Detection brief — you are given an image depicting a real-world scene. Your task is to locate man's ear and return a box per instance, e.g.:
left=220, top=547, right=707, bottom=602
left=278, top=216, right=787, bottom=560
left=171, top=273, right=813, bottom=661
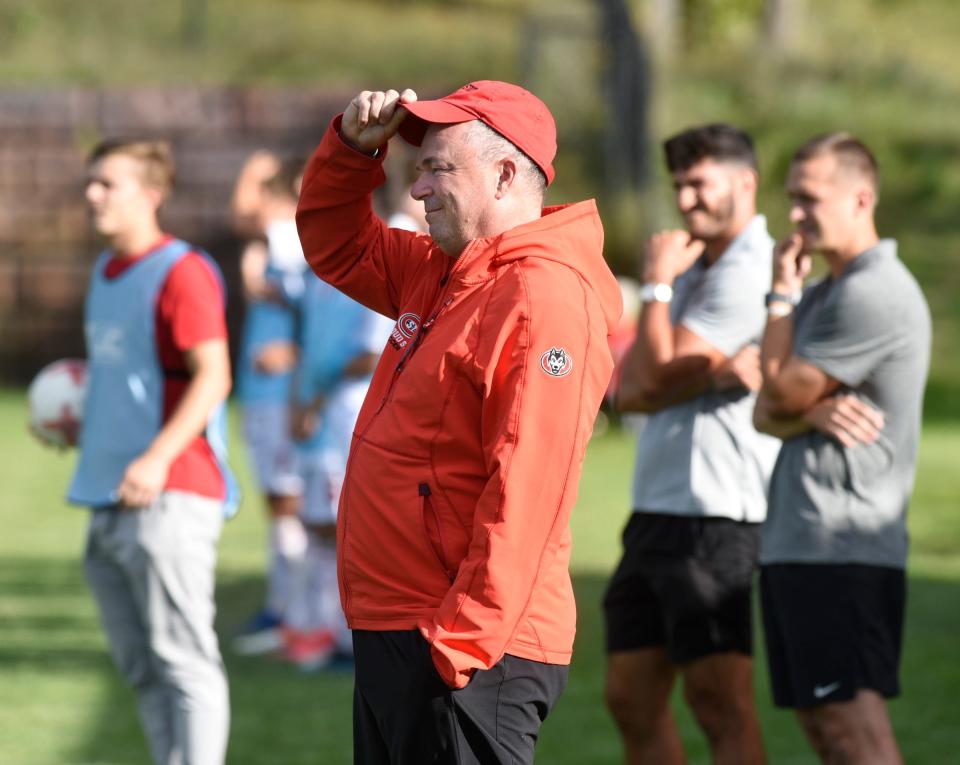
left=495, top=158, right=518, bottom=199
left=144, top=184, right=167, bottom=212
left=854, top=183, right=876, bottom=213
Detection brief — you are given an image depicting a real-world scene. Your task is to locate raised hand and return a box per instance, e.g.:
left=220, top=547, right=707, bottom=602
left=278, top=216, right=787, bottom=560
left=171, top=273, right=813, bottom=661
left=772, top=232, right=812, bottom=295
left=340, top=88, right=418, bottom=155
left=643, top=230, right=707, bottom=284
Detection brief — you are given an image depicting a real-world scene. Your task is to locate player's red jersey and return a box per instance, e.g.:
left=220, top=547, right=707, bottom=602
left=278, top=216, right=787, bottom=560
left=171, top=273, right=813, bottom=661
left=104, top=236, right=227, bottom=500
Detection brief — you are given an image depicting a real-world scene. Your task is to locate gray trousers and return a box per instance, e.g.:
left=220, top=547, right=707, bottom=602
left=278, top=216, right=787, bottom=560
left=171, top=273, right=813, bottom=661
left=84, top=491, right=229, bottom=765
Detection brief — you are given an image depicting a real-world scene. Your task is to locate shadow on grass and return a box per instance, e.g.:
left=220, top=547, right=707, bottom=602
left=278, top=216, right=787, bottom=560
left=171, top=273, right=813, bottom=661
left=1, top=557, right=957, bottom=764
left=0, top=555, right=106, bottom=670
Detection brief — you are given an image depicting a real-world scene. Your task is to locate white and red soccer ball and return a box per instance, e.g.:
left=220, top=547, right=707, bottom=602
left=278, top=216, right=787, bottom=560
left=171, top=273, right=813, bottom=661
left=28, top=359, right=88, bottom=449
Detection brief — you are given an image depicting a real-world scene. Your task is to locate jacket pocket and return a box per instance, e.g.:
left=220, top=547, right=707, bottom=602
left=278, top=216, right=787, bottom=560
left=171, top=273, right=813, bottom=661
left=420, top=483, right=456, bottom=583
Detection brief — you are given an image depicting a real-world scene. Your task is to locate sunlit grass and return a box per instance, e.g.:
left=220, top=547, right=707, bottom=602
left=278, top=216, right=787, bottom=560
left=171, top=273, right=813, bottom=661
left=1, top=390, right=958, bottom=763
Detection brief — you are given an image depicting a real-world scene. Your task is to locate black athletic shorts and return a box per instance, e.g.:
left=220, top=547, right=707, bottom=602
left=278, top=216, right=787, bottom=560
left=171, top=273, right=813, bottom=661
left=760, top=563, right=905, bottom=709
left=603, top=512, right=760, bottom=663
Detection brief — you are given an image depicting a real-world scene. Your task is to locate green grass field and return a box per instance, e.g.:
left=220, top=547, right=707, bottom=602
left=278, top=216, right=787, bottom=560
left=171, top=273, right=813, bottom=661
left=1, top=390, right=958, bottom=763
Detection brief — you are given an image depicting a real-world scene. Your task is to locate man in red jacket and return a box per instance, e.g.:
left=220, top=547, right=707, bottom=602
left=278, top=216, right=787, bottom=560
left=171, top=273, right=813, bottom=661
left=296, top=82, right=622, bottom=764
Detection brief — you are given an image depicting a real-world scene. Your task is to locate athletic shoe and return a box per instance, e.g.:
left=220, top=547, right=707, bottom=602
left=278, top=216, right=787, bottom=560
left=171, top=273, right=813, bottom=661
left=282, top=627, right=336, bottom=670
left=299, top=648, right=355, bottom=675
left=231, top=609, right=284, bottom=655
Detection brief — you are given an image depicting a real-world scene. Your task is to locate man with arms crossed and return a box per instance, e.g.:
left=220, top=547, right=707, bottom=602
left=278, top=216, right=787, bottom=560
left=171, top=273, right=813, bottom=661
left=66, top=140, right=235, bottom=765
left=296, top=82, right=621, bottom=763
left=606, top=124, right=779, bottom=765
left=755, top=133, right=930, bottom=765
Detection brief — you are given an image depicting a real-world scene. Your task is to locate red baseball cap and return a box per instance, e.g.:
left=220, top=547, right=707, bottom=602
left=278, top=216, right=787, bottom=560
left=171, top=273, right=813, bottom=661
left=398, top=80, right=557, bottom=185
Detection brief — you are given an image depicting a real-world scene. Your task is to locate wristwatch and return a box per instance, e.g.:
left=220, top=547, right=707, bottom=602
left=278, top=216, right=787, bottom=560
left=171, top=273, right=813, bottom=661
left=765, top=291, right=801, bottom=307
left=765, top=291, right=801, bottom=317
left=640, top=282, right=674, bottom=303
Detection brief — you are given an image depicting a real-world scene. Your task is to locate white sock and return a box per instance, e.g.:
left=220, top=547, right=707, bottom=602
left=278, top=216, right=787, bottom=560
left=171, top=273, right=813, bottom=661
left=265, top=515, right=308, bottom=618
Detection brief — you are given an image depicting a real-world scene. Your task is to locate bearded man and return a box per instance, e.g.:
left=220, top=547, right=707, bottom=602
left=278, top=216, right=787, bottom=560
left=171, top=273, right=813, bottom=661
left=605, top=124, right=780, bottom=765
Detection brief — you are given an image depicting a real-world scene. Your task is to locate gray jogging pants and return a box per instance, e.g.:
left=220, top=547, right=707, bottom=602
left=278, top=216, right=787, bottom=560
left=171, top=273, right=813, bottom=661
left=84, top=491, right=229, bottom=765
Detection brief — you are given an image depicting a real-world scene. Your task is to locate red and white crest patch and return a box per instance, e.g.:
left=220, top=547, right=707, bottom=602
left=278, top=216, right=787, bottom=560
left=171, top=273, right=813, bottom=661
left=389, top=312, right=422, bottom=351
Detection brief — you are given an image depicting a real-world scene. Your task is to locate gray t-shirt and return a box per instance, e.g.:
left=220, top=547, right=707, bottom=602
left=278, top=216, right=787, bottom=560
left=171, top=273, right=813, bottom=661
left=631, top=215, right=781, bottom=522
left=761, top=239, right=931, bottom=569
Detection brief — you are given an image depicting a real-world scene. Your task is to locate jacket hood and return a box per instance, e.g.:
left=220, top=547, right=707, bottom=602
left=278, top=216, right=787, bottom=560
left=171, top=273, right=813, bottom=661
left=458, top=200, right=622, bottom=336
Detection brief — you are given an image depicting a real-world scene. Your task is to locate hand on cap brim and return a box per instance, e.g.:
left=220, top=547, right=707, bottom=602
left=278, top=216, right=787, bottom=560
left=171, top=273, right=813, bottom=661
left=342, top=88, right=418, bottom=155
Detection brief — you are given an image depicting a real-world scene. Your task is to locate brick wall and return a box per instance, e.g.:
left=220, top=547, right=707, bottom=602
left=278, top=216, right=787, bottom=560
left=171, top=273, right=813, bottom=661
left=0, top=87, right=347, bottom=383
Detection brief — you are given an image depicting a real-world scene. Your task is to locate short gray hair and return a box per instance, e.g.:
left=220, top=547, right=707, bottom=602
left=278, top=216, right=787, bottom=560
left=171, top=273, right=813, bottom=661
left=466, top=121, right=547, bottom=200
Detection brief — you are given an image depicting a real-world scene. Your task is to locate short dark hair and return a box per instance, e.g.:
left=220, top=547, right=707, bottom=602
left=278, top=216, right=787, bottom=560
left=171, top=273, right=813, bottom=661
left=87, top=138, right=175, bottom=197
left=663, top=123, right=758, bottom=173
left=791, top=132, right=879, bottom=194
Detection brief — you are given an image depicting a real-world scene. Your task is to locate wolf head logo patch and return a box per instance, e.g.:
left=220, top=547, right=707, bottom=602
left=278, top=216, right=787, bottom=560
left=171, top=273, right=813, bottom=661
left=540, top=347, right=573, bottom=378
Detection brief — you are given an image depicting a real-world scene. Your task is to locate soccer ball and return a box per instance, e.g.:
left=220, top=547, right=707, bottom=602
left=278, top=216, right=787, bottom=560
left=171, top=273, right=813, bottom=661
left=28, top=359, right=88, bottom=449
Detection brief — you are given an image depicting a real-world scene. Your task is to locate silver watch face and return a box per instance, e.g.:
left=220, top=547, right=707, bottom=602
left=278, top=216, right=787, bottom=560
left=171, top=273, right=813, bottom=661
left=641, top=282, right=673, bottom=303
left=654, top=283, right=673, bottom=302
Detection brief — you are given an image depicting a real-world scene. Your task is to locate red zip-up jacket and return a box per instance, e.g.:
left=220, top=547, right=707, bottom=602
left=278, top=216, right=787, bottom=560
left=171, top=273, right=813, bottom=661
left=296, top=117, right=622, bottom=689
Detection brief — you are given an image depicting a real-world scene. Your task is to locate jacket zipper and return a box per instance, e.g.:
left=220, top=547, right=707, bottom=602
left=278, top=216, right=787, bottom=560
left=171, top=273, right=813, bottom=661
left=341, top=262, right=462, bottom=610
left=374, top=268, right=458, bottom=414
left=420, top=483, right=455, bottom=583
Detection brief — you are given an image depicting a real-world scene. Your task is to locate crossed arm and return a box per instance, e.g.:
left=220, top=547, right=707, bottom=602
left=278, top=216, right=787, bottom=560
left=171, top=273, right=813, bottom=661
left=617, top=317, right=760, bottom=413
left=753, top=312, right=885, bottom=446
left=754, top=235, right=883, bottom=445
left=617, top=230, right=761, bottom=413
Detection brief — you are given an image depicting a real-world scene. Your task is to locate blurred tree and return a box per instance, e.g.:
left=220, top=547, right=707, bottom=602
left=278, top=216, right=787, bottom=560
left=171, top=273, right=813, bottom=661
left=182, top=0, right=207, bottom=48
left=599, top=0, right=651, bottom=194
left=762, top=0, right=806, bottom=56
left=681, top=0, right=764, bottom=48
left=647, top=0, right=681, bottom=60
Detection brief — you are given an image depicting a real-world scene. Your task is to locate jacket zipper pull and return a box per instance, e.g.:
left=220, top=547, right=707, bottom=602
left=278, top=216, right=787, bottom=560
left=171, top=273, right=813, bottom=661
left=419, top=483, right=431, bottom=497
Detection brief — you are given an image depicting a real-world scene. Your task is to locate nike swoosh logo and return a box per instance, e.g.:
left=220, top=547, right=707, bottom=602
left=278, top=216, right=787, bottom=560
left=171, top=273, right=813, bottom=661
left=813, top=681, right=841, bottom=699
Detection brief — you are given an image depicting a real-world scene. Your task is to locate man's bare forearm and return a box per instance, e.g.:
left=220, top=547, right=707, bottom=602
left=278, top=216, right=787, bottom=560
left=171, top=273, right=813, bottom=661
left=618, top=301, right=712, bottom=412
left=631, top=301, right=676, bottom=392
left=144, top=340, right=231, bottom=464
left=753, top=390, right=812, bottom=439
left=759, top=312, right=797, bottom=410
left=618, top=354, right=711, bottom=413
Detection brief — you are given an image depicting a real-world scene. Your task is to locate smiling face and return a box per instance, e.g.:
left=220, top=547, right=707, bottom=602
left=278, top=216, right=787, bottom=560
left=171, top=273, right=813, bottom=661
left=409, top=122, right=503, bottom=257
left=786, top=152, right=870, bottom=256
left=672, top=158, right=752, bottom=243
left=85, top=153, right=163, bottom=240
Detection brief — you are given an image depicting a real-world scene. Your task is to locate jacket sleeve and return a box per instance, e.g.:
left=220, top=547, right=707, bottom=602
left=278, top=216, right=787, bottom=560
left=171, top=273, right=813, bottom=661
left=295, top=116, right=437, bottom=320
left=420, top=264, right=614, bottom=688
